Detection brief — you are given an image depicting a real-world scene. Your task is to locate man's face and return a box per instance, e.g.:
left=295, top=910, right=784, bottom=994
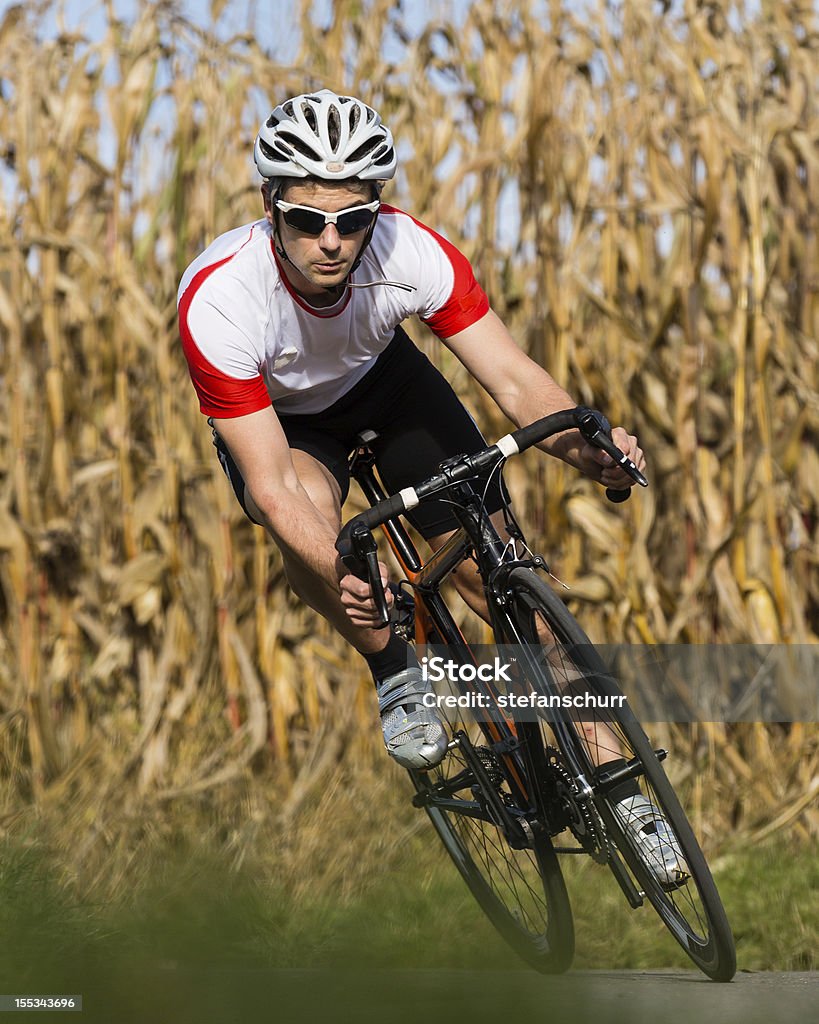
left=264, top=181, right=376, bottom=299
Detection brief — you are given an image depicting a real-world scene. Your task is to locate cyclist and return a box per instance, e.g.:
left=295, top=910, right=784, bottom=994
left=178, top=89, right=684, bottom=887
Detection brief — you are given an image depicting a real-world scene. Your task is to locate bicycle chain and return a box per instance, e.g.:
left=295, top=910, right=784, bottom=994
left=474, top=744, right=609, bottom=862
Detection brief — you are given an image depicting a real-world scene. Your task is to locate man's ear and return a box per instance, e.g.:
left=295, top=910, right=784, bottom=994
left=262, top=184, right=275, bottom=226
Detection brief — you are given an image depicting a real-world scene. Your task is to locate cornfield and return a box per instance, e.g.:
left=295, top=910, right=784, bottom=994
left=0, top=0, right=817, bottom=896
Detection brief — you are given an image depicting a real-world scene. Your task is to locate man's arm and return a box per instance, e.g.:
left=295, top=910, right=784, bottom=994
left=442, top=309, right=644, bottom=489
left=211, top=407, right=344, bottom=585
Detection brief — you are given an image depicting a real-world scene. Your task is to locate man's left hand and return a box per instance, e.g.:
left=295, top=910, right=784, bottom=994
left=580, top=427, right=645, bottom=490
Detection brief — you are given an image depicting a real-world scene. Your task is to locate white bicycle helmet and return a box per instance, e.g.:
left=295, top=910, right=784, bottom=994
left=254, top=89, right=397, bottom=182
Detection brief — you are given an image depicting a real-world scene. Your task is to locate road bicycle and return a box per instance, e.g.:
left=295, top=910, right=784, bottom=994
left=335, top=406, right=736, bottom=981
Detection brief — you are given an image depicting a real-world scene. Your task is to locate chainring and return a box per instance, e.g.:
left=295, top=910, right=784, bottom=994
left=545, top=747, right=608, bottom=862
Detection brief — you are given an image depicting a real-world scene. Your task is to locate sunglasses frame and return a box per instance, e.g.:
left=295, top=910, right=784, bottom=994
left=274, top=198, right=381, bottom=236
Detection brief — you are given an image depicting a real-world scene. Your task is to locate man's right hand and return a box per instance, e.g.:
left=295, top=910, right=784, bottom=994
left=339, top=560, right=394, bottom=628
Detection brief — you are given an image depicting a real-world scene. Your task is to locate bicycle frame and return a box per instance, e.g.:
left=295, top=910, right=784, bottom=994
left=348, top=442, right=571, bottom=840
left=340, top=410, right=647, bottom=840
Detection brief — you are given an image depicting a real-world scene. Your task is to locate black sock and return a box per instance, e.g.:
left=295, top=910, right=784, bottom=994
left=596, top=757, right=641, bottom=804
left=362, top=632, right=418, bottom=685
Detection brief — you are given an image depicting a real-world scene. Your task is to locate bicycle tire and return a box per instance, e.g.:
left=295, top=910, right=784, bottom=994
left=411, top=629, right=575, bottom=973
left=498, top=567, right=736, bottom=982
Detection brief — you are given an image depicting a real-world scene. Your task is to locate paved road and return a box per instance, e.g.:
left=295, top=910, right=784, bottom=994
left=277, top=969, right=815, bottom=1024
left=84, top=967, right=815, bottom=1024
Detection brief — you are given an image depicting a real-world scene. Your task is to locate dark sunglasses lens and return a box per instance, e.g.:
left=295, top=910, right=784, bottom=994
left=282, top=208, right=326, bottom=234
left=336, top=209, right=375, bottom=235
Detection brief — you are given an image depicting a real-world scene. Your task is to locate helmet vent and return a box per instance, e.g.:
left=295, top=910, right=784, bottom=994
left=347, top=136, right=381, bottom=163
left=301, top=101, right=318, bottom=133
left=258, top=138, right=280, bottom=160
left=327, top=104, right=341, bottom=150
left=281, top=101, right=295, bottom=118
left=277, top=130, right=320, bottom=160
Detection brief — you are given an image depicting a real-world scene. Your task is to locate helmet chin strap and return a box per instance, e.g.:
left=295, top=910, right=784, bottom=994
left=273, top=234, right=291, bottom=265
left=270, top=186, right=292, bottom=266
left=347, top=208, right=379, bottom=279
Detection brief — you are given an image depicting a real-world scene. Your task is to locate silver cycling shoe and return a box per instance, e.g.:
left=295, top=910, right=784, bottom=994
left=615, top=794, right=691, bottom=891
left=377, top=667, right=448, bottom=771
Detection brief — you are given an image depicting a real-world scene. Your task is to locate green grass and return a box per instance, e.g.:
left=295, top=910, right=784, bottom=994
left=0, top=824, right=815, bottom=1023
left=0, top=829, right=815, bottom=983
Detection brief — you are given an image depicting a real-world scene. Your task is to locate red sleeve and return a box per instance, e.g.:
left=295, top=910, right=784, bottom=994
left=414, top=222, right=490, bottom=338
left=178, top=260, right=271, bottom=419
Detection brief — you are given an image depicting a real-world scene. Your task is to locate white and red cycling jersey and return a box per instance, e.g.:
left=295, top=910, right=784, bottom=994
left=177, top=205, right=489, bottom=417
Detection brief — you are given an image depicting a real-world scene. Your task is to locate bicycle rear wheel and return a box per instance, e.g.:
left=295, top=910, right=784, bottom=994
left=498, top=567, right=736, bottom=982
left=412, top=672, right=575, bottom=973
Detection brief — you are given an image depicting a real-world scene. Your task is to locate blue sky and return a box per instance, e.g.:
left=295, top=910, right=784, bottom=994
left=0, top=0, right=468, bottom=57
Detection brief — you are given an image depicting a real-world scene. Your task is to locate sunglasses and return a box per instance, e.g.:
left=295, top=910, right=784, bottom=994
left=274, top=199, right=380, bottom=236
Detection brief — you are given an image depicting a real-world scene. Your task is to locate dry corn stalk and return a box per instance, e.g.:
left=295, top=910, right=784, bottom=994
left=0, top=0, right=815, bottom=877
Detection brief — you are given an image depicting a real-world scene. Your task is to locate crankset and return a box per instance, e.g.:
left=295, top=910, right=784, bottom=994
left=544, top=747, right=608, bottom=862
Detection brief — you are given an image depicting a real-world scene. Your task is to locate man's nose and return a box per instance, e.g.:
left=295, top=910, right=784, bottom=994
left=319, top=223, right=341, bottom=250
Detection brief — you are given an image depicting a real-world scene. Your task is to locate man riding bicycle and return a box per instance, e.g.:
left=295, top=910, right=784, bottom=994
left=178, top=89, right=685, bottom=886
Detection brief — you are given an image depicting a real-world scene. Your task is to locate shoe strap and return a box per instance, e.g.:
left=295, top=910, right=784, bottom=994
left=377, top=669, right=427, bottom=714
left=620, top=798, right=674, bottom=839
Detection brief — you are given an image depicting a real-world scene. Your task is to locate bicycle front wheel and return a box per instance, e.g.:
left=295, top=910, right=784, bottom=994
left=499, top=567, right=736, bottom=982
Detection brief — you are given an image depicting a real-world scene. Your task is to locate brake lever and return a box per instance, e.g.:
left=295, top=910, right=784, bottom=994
left=363, top=547, right=390, bottom=627
left=593, top=430, right=648, bottom=488
left=575, top=408, right=648, bottom=501
left=339, top=522, right=390, bottom=628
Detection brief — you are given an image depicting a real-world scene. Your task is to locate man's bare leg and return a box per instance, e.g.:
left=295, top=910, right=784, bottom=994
left=244, top=449, right=389, bottom=654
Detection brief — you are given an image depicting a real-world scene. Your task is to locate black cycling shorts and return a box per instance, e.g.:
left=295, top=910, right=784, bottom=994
left=210, top=325, right=507, bottom=539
